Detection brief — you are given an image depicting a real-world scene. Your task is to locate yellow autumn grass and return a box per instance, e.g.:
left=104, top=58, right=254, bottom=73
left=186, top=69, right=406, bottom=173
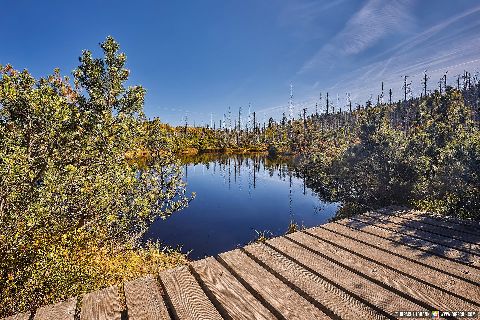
left=2, top=236, right=188, bottom=316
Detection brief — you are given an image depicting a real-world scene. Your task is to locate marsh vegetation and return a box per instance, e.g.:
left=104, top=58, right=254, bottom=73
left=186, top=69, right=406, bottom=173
left=1, top=36, right=479, bottom=316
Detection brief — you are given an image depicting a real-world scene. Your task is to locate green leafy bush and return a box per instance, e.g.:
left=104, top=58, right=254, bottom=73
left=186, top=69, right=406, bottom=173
left=303, top=89, right=480, bottom=220
left=0, top=37, right=190, bottom=316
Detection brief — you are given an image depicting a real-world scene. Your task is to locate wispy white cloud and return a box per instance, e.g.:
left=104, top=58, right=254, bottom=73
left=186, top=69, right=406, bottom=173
left=339, top=0, right=414, bottom=55
left=288, top=2, right=480, bottom=112
left=224, top=2, right=480, bottom=124
left=373, top=4, right=480, bottom=62
left=277, top=0, right=348, bottom=40
left=332, top=5, right=480, bottom=101
left=279, top=0, right=347, bottom=27
left=300, top=0, right=414, bottom=73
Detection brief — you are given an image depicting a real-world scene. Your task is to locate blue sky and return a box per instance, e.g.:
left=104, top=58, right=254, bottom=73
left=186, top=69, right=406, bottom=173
left=2, top=0, right=480, bottom=125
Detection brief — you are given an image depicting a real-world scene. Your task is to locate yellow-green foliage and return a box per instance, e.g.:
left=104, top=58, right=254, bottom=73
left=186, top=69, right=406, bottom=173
left=1, top=238, right=187, bottom=314
left=0, top=37, right=190, bottom=317
left=145, top=120, right=269, bottom=154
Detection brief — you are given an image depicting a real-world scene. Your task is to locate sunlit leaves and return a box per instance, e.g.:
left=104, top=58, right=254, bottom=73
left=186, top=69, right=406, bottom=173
left=0, top=37, right=190, bottom=316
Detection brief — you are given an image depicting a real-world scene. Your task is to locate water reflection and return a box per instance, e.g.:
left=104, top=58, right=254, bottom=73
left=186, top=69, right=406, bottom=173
left=145, top=154, right=338, bottom=260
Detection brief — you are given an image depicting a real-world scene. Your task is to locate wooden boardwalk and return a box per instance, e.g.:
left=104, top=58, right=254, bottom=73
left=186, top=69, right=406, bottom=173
left=3, top=208, right=480, bottom=319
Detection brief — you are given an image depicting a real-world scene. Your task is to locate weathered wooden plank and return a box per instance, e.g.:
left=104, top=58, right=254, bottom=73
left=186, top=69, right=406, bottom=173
left=289, top=230, right=473, bottom=311
left=2, top=312, right=31, bottom=320
left=34, top=297, right=76, bottom=320
left=267, top=235, right=427, bottom=315
left=244, top=242, right=385, bottom=320
left=303, top=227, right=480, bottom=308
left=124, top=275, right=171, bottom=320
left=360, top=212, right=480, bottom=255
left=80, top=285, right=123, bottom=320
left=336, top=218, right=480, bottom=275
left=365, top=210, right=480, bottom=245
left=349, top=216, right=480, bottom=266
left=219, top=248, right=329, bottom=320
left=426, top=214, right=480, bottom=231
left=376, top=207, right=480, bottom=235
left=330, top=220, right=480, bottom=283
left=159, top=265, right=222, bottom=320
left=379, top=208, right=480, bottom=236
left=190, top=256, right=275, bottom=320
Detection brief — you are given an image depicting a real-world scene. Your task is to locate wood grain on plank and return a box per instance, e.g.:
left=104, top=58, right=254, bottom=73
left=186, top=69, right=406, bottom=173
left=340, top=218, right=480, bottom=269
left=159, top=265, right=222, bottom=320
left=424, top=214, right=480, bottom=232
left=2, top=312, right=31, bottom=320
left=124, top=275, right=170, bottom=320
left=219, top=248, right=329, bottom=320
left=359, top=213, right=480, bottom=255
left=34, top=297, right=77, bottom=320
left=190, top=256, right=275, bottom=320
left=80, top=285, right=123, bottom=320
left=379, top=209, right=480, bottom=237
left=365, top=211, right=480, bottom=245
left=349, top=216, right=480, bottom=267
left=315, top=224, right=480, bottom=303
left=379, top=207, right=480, bottom=234
left=289, top=231, right=471, bottom=311
left=244, top=242, right=385, bottom=320
left=330, top=220, right=480, bottom=283
left=267, top=235, right=425, bottom=314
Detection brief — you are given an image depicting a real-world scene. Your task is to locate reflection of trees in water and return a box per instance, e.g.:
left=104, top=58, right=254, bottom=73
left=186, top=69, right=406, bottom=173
left=300, top=162, right=375, bottom=220
left=180, top=153, right=300, bottom=188
left=180, top=153, right=317, bottom=227
left=186, top=154, right=340, bottom=220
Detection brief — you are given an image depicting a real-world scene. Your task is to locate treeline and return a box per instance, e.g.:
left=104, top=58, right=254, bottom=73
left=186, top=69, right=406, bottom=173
left=162, top=70, right=480, bottom=160
left=143, top=120, right=269, bottom=154
left=301, top=82, right=480, bottom=220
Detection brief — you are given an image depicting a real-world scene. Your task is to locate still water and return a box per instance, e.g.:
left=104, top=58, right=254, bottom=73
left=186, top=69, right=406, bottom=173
left=145, top=154, right=338, bottom=260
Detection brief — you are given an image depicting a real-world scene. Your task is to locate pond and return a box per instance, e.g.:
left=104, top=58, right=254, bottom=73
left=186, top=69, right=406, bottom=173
left=144, top=153, right=338, bottom=260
